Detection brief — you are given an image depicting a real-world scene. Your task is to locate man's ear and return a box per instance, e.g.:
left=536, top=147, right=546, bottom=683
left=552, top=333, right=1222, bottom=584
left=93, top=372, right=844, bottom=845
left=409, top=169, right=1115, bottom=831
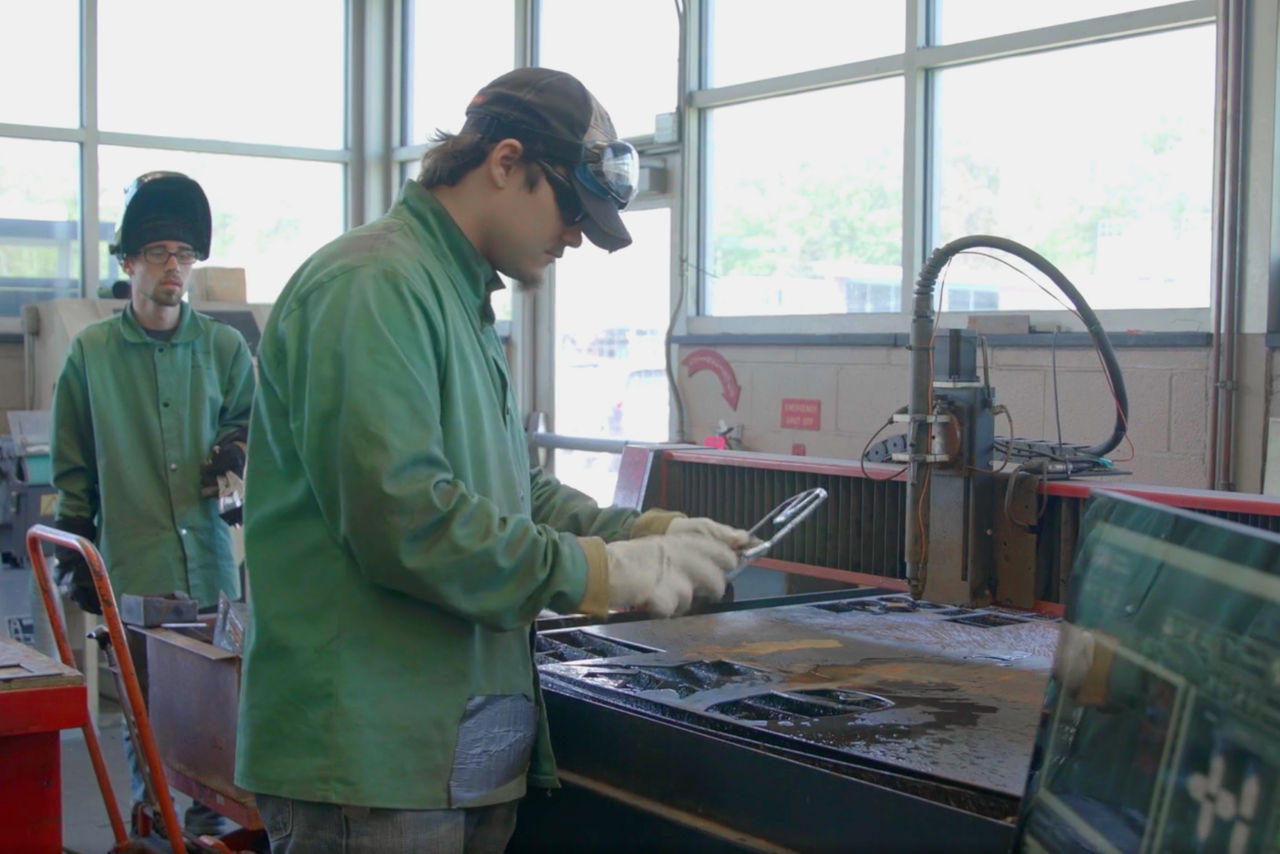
left=121, top=257, right=134, bottom=276
left=486, top=138, right=525, bottom=189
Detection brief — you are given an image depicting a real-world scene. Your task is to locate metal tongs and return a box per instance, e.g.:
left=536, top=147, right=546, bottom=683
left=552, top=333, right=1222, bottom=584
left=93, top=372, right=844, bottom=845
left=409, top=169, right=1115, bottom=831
left=729, top=487, right=829, bottom=580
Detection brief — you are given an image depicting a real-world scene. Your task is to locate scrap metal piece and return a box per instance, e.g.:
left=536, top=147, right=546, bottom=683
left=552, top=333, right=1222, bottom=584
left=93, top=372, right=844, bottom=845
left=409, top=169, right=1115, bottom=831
left=118, top=593, right=197, bottom=628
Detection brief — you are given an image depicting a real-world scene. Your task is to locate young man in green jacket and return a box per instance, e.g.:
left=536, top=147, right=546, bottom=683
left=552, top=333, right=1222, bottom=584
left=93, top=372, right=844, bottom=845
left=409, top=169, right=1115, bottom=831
left=235, top=68, right=753, bottom=853
left=50, top=171, right=255, bottom=834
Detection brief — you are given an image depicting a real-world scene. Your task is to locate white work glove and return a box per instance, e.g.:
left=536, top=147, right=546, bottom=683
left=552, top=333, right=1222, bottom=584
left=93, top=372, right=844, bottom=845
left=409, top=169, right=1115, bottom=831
left=666, top=516, right=758, bottom=551
left=604, top=533, right=739, bottom=618
left=1053, top=623, right=1096, bottom=697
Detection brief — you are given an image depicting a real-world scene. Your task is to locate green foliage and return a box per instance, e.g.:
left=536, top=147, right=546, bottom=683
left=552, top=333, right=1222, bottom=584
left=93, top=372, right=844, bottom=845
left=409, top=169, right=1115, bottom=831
left=0, top=244, right=79, bottom=279
left=711, top=152, right=902, bottom=279
left=0, top=157, right=80, bottom=280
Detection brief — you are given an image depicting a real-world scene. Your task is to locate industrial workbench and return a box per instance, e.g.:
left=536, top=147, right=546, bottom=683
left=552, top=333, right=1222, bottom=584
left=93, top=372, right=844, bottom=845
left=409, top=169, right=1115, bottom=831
left=0, top=636, right=88, bottom=854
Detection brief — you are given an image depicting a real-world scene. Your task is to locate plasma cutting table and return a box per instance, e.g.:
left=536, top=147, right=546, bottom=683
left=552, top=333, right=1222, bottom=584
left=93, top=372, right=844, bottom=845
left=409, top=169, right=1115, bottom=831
left=508, top=431, right=1280, bottom=853
left=512, top=592, right=1058, bottom=853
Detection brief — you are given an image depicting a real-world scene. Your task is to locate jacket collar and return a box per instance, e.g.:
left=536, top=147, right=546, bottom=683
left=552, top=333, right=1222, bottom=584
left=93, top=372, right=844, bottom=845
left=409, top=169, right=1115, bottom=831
left=397, top=179, right=506, bottom=325
left=119, top=301, right=202, bottom=344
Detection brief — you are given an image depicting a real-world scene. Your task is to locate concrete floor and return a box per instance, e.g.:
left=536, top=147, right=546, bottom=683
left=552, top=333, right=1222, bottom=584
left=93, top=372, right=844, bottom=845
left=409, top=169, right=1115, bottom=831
left=59, top=697, right=201, bottom=854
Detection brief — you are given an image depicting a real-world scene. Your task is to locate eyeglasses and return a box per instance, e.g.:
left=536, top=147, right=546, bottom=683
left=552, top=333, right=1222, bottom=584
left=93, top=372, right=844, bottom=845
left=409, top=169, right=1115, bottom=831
left=140, top=246, right=198, bottom=266
left=538, top=161, right=584, bottom=226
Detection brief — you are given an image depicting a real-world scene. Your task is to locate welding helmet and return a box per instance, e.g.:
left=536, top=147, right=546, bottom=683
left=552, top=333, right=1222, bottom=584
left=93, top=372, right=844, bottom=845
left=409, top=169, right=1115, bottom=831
left=463, top=67, right=638, bottom=252
left=108, top=171, right=212, bottom=261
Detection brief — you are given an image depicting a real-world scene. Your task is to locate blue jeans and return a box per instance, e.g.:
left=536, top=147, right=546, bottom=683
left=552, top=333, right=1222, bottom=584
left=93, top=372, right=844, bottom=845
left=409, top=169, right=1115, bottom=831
left=122, top=723, right=226, bottom=834
left=256, top=795, right=519, bottom=854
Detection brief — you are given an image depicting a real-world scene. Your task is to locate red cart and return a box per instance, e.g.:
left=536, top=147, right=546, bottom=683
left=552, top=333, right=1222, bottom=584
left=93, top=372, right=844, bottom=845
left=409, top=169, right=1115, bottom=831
left=26, top=523, right=264, bottom=854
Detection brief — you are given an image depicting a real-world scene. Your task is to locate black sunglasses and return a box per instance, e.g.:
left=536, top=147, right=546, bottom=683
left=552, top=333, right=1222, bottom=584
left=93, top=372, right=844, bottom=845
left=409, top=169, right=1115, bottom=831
left=537, top=161, right=585, bottom=226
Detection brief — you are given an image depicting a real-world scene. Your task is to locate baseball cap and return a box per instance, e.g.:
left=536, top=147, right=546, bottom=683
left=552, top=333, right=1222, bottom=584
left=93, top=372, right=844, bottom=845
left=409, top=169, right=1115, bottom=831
left=463, top=67, right=636, bottom=252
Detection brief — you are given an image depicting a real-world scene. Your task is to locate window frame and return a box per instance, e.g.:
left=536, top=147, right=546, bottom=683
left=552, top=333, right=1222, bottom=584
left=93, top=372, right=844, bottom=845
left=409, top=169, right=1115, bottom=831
left=683, top=0, right=1224, bottom=336
left=0, top=0, right=355, bottom=336
left=8, top=1, right=1278, bottom=357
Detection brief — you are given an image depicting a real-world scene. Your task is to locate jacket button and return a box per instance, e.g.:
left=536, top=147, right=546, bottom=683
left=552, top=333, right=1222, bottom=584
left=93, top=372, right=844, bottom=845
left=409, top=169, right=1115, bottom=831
left=169, top=463, right=178, bottom=471
left=179, top=528, right=188, bottom=536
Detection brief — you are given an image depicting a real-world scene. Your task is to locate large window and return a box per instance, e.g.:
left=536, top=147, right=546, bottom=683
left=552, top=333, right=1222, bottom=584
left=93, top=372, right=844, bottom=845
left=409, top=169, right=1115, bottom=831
left=933, top=0, right=1169, bottom=44
left=0, top=1, right=79, bottom=129
left=703, top=80, right=904, bottom=316
left=0, top=140, right=82, bottom=317
left=932, top=28, right=1214, bottom=311
left=705, top=0, right=904, bottom=87
left=693, top=2, right=1218, bottom=322
left=403, top=0, right=515, bottom=144
left=0, top=2, right=348, bottom=322
left=537, top=0, right=680, bottom=139
left=98, top=0, right=345, bottom=148
left=554, top=209, right=673, bottom=504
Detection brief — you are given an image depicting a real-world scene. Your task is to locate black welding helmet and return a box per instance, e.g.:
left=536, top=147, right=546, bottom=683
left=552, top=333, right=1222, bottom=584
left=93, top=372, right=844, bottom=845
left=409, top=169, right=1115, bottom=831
left=108, top=171, right=212, bottom=261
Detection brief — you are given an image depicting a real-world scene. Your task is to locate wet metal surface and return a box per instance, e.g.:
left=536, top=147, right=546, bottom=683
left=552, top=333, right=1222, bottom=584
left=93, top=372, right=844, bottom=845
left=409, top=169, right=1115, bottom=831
left=538, top=593, right=1058, bottom=798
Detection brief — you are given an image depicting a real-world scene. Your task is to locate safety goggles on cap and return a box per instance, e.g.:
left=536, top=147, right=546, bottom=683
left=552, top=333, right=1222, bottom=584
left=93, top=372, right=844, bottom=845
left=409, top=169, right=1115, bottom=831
left=574, top=140, right=639, bottom=209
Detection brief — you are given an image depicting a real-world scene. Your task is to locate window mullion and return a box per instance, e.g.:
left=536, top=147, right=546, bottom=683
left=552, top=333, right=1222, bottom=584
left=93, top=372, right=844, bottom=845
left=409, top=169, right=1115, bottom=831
left=80, top=0, right=99, bottom=299
left=902, top=0, right=927, bottom=314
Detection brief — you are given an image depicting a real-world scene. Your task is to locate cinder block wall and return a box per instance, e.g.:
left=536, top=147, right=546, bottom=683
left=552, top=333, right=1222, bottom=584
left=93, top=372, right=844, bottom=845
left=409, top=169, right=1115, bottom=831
left=1266, top=347, right=1280, bottom=491
left=677, top=342, right=1215, bottom=489
left=2, top=334, right=1270, bottom=493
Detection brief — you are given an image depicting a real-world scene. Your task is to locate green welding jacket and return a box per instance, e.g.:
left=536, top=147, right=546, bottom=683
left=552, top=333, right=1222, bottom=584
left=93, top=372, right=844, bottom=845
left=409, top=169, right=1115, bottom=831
left=234, top=180, right=651, bottom=809
left=49, top=302, right=255, bottom=607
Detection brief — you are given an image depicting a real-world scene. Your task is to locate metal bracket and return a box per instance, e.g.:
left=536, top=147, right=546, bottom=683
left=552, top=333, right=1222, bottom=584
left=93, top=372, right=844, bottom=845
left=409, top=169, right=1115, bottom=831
left=890, top=453, right=952, bottom=463
left=891, top=413, right=953, bottom=424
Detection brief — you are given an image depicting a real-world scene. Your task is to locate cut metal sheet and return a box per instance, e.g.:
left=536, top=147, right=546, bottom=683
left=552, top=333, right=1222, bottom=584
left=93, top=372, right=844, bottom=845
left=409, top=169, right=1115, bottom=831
left=539, top=593, right=1058, bottom=800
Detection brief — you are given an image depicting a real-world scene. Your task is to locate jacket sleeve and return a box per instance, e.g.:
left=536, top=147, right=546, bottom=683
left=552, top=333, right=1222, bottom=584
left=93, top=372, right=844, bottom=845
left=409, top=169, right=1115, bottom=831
left=50, top=338, right=99, bottom=524
left=527, top=466, right=640, bottom=540
left=215, top=331, right=255, bottom=446
left=282, top=270, right=590, bottom=630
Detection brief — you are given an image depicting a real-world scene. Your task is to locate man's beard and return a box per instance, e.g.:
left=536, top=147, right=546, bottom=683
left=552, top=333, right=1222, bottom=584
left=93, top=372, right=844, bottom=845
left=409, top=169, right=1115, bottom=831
left=151, top=282, right=184, bottom=306
left=513, top=273, right=543, bottom=292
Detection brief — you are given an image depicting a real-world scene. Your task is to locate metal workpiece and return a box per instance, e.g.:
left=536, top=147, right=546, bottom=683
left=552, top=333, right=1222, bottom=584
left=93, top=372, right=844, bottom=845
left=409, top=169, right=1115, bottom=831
left=525, top=593, right=1059, bottom=852
left=540, top=594, right=1055, bottom=800
left=118, top=592, right=198, bottom=628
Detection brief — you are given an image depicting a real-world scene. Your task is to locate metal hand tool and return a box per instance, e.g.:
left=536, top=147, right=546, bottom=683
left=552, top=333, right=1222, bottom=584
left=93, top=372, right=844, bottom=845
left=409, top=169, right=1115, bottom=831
left=729, top=487, right=828, bottom=580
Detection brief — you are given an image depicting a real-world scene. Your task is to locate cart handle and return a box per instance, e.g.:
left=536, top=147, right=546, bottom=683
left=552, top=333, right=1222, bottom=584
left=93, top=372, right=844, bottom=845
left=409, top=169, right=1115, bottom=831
left=26, top=524, right=189, bottom=854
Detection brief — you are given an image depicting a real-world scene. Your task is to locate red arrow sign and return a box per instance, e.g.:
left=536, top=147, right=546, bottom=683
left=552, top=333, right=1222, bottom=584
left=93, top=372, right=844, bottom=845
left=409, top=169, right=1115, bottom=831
left=682, top=348, right=741, bottom=410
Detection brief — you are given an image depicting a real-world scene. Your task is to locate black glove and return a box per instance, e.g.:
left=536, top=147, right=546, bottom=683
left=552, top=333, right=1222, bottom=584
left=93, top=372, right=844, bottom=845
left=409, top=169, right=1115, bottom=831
left=201, top=442, right=247, bottom=496
left=220, top=502, right=243, bottom=528
left=53, top=517, right=102, bottom=615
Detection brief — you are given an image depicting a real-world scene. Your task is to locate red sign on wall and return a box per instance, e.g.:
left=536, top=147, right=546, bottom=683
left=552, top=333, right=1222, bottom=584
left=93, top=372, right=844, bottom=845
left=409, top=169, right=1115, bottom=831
left=781, top=398, right=821, bottom=430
